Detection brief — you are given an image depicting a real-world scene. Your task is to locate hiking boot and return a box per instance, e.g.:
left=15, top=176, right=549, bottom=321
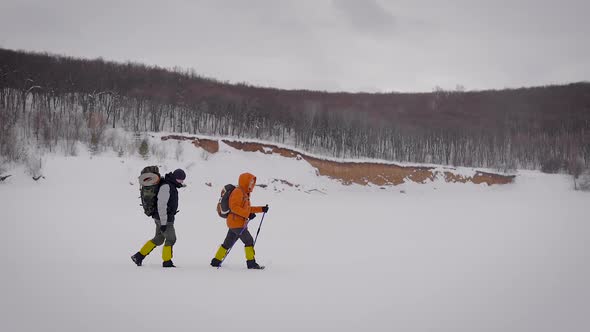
left=131, top=252, right=145, bottom=266
left=210, top=258, right=222, bottom=267
left=247, top=259, right=263, bottom=269
left=162, top=260, right=176, bottom=268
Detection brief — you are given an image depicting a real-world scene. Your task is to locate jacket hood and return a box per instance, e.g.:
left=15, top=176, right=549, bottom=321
left=164, top=172, right=184, bottom=188
left=238, top=172, right=256, bottom=193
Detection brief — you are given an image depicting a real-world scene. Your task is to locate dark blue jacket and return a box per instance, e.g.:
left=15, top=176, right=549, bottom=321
left=154, top=173, right=182, bottom=225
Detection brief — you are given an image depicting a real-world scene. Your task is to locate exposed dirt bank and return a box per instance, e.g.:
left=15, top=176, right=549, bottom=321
left=162, top=135, right=515, bottom=186
left=162, top=135, right=219, bottom=153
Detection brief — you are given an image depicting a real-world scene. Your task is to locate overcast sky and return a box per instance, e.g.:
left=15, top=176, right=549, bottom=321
left=1, top=0, right=589, bottom=92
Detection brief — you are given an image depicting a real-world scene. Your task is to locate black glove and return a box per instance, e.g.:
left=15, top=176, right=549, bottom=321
left=262, top=205, right=269, bottom=213
left=160, top=225, right=167, bottom=233
left=248, top=213, right=256, bottom=220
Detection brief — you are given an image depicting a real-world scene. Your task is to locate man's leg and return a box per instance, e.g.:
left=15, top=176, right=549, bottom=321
left=210, top=229, right=240, bottom=267
left=239, top=230, right=262, bottom=269
left=162, top=224, right=176, bottom=267
left=131, top=221, right=164, bottom=266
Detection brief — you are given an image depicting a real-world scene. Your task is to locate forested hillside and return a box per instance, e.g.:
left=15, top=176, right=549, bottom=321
left=1, top=48, right=589, bottom=171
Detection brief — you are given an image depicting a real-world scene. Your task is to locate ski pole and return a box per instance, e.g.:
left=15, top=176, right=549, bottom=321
left=217, top=220, right=249, bottom=269
left=253, top=212, right=266, bottom=247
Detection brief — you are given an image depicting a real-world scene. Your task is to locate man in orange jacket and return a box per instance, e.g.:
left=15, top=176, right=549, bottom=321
left=211, top=172, right=269, bottom=269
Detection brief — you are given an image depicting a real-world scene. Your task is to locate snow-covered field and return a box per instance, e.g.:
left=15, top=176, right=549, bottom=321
left=1, top=139, right=589, bottom=332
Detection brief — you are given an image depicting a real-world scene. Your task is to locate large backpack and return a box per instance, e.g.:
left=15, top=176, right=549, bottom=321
left=139, top=166, right=161, bottom=217
left=216, top=184, right=236, bottom=218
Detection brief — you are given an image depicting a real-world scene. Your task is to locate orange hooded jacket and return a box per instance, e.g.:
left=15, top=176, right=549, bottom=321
left=226, top=172, right=264, bottom=229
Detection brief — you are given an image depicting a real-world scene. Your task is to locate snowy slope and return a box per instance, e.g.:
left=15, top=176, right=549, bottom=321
left=1, top=138, right=589, bottom=332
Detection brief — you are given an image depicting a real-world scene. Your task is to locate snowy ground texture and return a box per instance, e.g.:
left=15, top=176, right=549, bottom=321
left=1, top=138, right=589, bottom=332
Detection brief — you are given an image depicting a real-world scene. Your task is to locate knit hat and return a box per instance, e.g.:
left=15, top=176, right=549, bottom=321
left=172, top=169, right=186, bottom=181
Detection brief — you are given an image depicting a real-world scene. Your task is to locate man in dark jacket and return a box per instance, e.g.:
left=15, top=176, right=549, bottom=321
left=131, top=169, right=186, bottom=268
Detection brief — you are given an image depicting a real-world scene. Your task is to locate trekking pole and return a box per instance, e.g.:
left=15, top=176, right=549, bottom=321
left=217, top=221, right=249, bottom=269
left=253, top=212, right=267, bottom=247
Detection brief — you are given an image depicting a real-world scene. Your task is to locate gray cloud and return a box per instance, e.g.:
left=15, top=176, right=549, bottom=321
left=0, top=0, right=589, bottom=92
left=332, top=0, right=396, bottom=37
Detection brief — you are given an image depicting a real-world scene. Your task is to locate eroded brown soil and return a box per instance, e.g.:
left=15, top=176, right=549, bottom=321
left=162, top=135, right=219, bottom=153
left=162, top=135, right=515, bottom=186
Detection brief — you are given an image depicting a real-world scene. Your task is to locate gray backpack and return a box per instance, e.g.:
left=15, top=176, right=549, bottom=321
left=139, top=166, right=161, bottom=217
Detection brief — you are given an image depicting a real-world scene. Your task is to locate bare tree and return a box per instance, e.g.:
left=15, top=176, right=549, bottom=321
left=568, top=158, right=585, bottom=190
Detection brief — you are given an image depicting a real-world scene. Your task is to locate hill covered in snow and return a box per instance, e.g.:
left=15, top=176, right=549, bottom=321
left=2, top=48, right=589, bottom=172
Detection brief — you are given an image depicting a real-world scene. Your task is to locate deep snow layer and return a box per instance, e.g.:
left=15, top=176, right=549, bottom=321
left=1, top=140, right=589, bottom=332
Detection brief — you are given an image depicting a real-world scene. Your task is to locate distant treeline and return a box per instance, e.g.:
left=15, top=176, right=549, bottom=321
left=1, top=48, right=589, bottom=171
